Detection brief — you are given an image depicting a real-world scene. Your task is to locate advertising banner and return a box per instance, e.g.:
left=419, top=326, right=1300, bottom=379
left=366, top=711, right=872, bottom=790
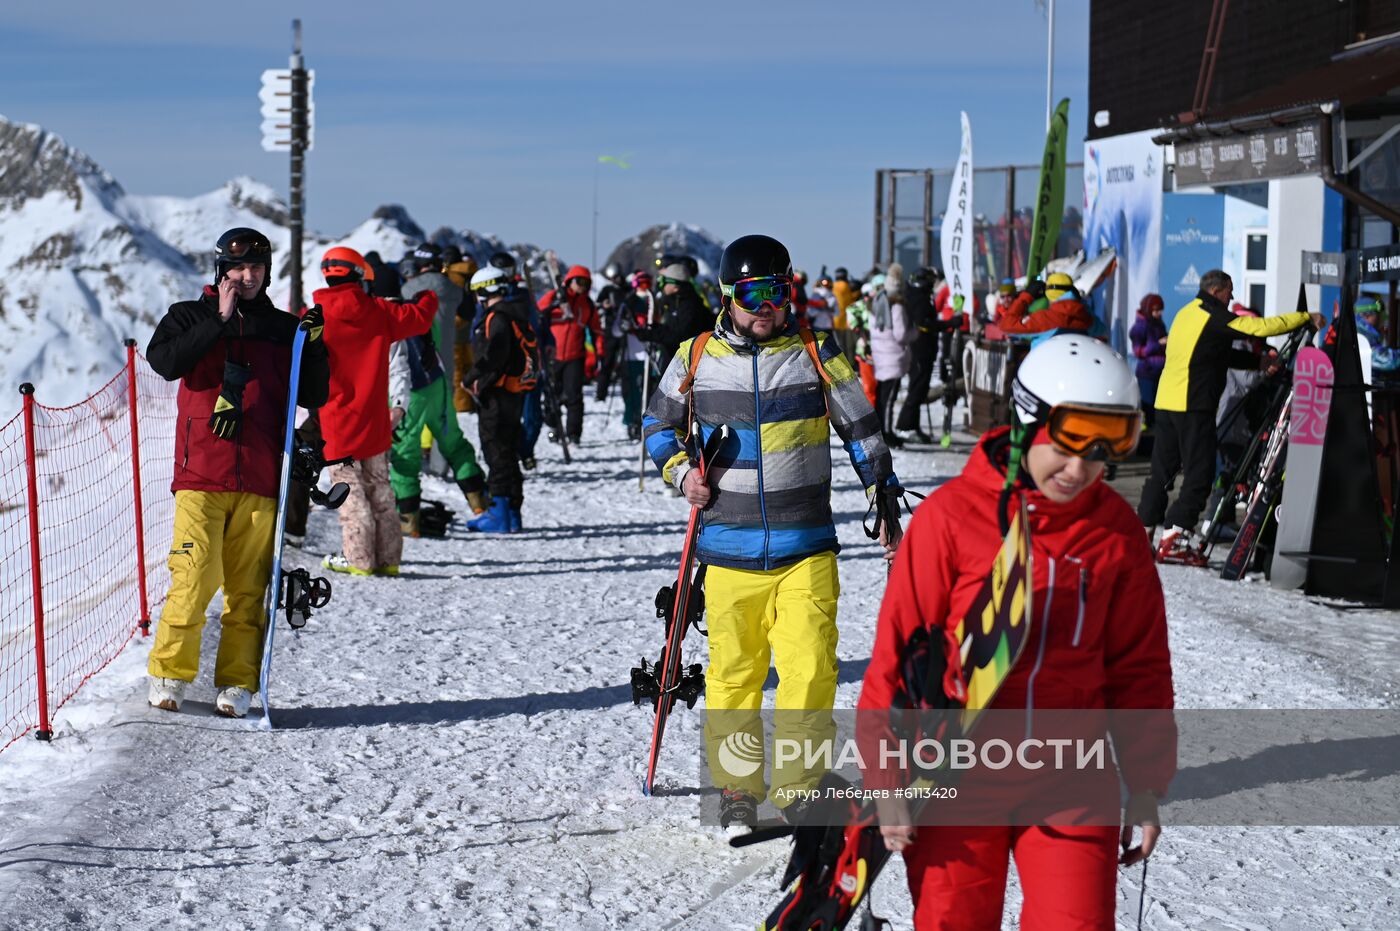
left=1160, top=193, right=1225, bottom=320
left=1083, top=130, right=1164, bottom=350
left=940, top=112, right=974, bottom=308
left=1174, top=120, right=1323, bottom=188
left=1027, top=98, right=1071, bottom=280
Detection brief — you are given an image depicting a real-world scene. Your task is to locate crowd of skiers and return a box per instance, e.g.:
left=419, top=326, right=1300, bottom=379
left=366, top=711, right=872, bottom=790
left=139, top=221, right=1369, bottom=929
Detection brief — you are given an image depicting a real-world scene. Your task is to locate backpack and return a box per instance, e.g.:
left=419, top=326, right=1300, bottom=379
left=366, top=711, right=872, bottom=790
left=485, top=311, right=538, bottom=393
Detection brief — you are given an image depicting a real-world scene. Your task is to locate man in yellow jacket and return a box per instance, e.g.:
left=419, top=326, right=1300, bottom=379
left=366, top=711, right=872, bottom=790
left=1139, top=269, right=1320, bottom=563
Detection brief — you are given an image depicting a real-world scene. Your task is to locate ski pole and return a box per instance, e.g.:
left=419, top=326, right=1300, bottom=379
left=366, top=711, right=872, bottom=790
left=1137, top=858, right=1149, bottom=930
left=638, top=291, right=656, bottom=491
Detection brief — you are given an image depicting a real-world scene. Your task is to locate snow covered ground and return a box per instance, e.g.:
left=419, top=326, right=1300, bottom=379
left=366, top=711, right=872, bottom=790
left=0, top=404, right=1396, bottom=930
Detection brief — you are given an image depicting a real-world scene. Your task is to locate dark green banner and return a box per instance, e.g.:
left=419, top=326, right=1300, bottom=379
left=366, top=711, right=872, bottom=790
left=1027, top=98, right=1071, bottom=280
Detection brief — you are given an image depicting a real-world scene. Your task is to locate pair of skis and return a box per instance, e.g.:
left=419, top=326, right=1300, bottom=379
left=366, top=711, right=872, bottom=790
left=742, top=499, right=1035, bottom=930
left=632, top=421, right=729, bottom=795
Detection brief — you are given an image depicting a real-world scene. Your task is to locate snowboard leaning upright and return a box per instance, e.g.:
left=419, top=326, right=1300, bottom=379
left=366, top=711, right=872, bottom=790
left=1269, top=347, right=1335, bottom=589
left=258, top=325, right=309, bottom=727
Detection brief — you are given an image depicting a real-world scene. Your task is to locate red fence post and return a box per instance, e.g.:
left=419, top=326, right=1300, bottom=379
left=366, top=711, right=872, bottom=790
left=125, top=340, right=151, bottom=636
left=19, top=383, right=52, bottom=742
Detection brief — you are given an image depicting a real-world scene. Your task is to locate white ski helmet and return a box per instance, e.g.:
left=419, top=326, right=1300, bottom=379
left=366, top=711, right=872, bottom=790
left=470, top=264, right=509, bottom=296
left=1012, top=334, right=1139, bottom=426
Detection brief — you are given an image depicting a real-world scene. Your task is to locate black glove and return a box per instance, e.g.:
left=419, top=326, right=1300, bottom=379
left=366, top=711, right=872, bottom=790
left=209, top=360, right=252, bottom=440
left=1025, top=279, right=1047, bottom=301
left=635, top=324, right=664, bottom=343
left=300, top=304, right=325, bottom=342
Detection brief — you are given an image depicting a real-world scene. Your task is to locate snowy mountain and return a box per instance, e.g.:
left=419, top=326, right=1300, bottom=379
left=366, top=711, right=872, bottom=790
left=0, top=114, right=718, bottom=407
left=604, top=223, right=726, bottom=280
left=0, top=116, right=203, bottom=404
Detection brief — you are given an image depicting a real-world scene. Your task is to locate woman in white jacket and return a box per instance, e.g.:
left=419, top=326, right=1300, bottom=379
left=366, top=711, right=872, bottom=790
left=869, top=263, right=917, bottom=447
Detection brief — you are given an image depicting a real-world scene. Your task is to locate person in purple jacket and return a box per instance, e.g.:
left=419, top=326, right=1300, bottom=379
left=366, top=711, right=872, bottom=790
left=1129, top=293, right=1167, bottom=428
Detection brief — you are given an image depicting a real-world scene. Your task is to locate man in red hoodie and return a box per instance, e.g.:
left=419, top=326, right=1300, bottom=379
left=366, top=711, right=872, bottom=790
left=858, top=335, right=1174, bottom=930
left=312, top=247, right=438, bottom=576
left=539, top=264, right=602, bottom=443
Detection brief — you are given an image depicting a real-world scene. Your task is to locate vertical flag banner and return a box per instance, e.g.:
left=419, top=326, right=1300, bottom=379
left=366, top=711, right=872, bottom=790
left=1027, top=98, right=1070, bottom=280
left=940, top=112, right=974, bottom=307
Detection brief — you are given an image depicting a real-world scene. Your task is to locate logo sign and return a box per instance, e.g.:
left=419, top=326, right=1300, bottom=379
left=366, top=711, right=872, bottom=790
left=1300, top=251, right=1345, bottom=286
left=260, top=68, right=316, bottom=152
left=1174, top=119, right=1323, bottom=188
left=716, top=731, right=764, bottom=778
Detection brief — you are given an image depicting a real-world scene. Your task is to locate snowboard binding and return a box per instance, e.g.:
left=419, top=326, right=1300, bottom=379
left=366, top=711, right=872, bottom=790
left=629, top=658, right=705, bottom=711
left=290, top=439, right=351, bottom=510
left=419, top=500, right=455, bottom=538
left=279, top=567, right=332, bottom=629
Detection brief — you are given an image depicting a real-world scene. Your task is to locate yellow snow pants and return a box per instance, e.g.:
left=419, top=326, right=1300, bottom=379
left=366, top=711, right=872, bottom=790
left=147, top=490, right=276, bottom=691
left=702, top=552, right=840, bottom=805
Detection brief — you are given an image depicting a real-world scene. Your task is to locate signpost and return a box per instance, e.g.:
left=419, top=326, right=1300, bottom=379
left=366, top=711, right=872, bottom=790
left=1172, top=119, right=1323, bottom=188
left=259, top=20, right=313, bottom=311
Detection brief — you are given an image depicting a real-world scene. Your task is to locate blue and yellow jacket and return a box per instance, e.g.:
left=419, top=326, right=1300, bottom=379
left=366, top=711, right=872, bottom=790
left=642, top=314, right=898, bottom=571
left=1157, top=291, right=1310, bottom=412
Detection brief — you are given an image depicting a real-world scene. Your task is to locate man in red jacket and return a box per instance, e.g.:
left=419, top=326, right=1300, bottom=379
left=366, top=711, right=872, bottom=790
left=538, top=264, right=601, bottom=444
left=313, top=247, right=437, bottom=576
left=859, top=335, right=1174, bottom=930
left=145, top=227, right=330, bottom=718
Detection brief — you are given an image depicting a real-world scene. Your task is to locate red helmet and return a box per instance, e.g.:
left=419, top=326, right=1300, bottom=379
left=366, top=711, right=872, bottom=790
left=321, top=246, right=370, bottom=282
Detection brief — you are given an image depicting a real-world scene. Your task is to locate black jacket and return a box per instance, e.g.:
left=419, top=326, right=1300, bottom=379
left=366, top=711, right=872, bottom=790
left=467, top=297, right=536, bottom=395
left=653, top=285, right=711, bottom=362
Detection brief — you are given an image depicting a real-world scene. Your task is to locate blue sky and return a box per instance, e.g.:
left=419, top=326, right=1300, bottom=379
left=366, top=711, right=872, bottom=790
left=1, top=0, right=1088, bottom=272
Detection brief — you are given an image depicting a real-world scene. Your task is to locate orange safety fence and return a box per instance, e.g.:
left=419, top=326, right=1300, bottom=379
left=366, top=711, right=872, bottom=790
left=0, top=341, right=178, bottom=752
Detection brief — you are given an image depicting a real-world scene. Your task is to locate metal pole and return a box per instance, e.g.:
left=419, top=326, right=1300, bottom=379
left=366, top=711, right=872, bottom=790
left=1005, top=167, right=1017, bottom=280
left=125, top=341, right=151, bottom=636
left=1046, top=0, right=1056, bottom=131
left=873, top=170, right=884, bottom=268
left=289, top=19, right=306, bottom=313
left=592, top=160, right=599, bottom=271
left=19, top=384, right=52, bottom=742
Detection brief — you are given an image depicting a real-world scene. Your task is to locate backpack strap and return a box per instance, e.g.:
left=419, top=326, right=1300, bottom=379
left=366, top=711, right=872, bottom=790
left=798, top=327, right=834, bottom=385
left=676, top=331, right=712, bottom=396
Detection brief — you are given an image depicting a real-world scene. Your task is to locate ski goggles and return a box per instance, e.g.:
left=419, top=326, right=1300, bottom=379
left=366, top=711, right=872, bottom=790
left=1044, top=404, right=1142, bottom=461
left=722, top=276, right=791, bottom=313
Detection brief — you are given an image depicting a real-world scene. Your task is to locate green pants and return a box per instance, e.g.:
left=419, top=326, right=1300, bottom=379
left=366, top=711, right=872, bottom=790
left=390, top=378, right=483, bottom=500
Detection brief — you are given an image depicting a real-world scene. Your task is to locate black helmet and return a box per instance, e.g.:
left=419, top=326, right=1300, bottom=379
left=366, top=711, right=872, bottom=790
left=442, top=244, right=464, bottom=265
left=411, top=242, right=442, bottom=272
left=602, top=262, right=623, bottom=282
left=213, top=227, right=273, bottom=283
left=833, top=266, right=849, bottom=281
left=490, top=250, right=517, bottom=273
left=718, top=234, right=792, bottom=285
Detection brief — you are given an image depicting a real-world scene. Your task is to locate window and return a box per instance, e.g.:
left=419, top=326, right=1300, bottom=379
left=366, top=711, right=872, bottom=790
left=1246, top=233, right=1268, bottom=272
left=1248, top=283, right=1266, bottom=313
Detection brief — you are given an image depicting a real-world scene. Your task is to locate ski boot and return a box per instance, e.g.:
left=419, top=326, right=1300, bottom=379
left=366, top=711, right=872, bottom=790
left=467, top=496, right=511, bottom=533
left=508, top=504, right=523, bottom=534
left=1155, top=526, right=1208, bottom=567
left=719, top=789, right=759, bottom=833
left=323, top=553, right=373, bottom=577
left=458, top=475, right=489, bottom=515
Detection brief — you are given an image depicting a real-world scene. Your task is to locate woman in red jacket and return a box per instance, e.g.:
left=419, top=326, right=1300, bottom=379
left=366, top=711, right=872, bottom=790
left=858, top=334, right=1175, bottom=930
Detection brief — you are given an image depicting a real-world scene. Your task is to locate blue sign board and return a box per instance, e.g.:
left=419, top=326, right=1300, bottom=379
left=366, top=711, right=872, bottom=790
left=1160, top=193, right=1225, bottom=326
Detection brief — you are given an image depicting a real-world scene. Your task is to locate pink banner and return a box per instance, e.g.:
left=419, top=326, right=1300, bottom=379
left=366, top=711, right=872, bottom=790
left=1290, top=348, right=1334, bottom=447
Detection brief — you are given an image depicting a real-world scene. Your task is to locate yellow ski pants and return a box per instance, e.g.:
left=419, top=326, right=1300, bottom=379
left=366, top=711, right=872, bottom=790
left=147, top=490, right=276, bottom=691
left=703, top=552, right=840, bottom=804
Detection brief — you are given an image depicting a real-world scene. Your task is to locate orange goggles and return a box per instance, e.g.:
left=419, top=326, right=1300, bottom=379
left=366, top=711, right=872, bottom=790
left=1045, top=405, right=1141, bottom=461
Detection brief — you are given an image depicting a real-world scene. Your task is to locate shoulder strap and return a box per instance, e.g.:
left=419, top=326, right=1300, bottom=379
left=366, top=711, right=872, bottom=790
left=799, top=327, right=834, bottom=385
left=676, top=331, right=713, bottom=395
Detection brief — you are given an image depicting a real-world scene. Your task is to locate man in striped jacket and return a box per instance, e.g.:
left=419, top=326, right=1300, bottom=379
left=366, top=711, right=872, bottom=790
left=643, top=234, right=901, bottom=829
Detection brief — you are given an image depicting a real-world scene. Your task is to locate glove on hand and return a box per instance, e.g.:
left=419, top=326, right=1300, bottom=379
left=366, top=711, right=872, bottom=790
left=209, top=360, right=253, bottom=440
left=300, top=304, right=325, bottom=342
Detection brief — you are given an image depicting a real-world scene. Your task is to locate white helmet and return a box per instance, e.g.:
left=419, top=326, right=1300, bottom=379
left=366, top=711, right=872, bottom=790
left=1012, top=334, right=1139, bottom=426
left=470, top=264, right=509, bottom=296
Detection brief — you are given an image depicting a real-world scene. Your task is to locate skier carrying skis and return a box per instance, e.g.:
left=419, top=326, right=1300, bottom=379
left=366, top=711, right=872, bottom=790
left=643, top=234, right=902, bottom=829
left=312, top=247, right=438, bottom=576
left=1138, top=269, right=1320, bottom=563
left=145, top=227, right=330, bottom=717
left=859, top=335, right=1175, bottom=929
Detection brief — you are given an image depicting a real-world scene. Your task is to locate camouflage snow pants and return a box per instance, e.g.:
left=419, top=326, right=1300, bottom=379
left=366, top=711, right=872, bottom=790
left=332, top=452, right=402, bottom=573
